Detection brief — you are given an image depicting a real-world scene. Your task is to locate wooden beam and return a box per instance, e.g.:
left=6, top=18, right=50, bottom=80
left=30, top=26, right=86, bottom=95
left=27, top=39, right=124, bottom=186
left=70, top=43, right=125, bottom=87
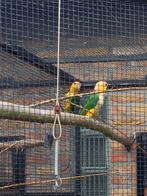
left=0, top=101, right=132, bottom=149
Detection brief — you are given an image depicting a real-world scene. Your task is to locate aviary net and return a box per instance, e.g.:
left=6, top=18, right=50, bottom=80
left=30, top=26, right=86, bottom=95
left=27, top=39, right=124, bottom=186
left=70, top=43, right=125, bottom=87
left=0, top=0, right=147, bottom=196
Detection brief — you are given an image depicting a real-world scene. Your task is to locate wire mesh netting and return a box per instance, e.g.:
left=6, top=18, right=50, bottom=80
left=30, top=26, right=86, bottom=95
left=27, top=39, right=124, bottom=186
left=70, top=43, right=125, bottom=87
left=0, top=0, right=147, bottom=195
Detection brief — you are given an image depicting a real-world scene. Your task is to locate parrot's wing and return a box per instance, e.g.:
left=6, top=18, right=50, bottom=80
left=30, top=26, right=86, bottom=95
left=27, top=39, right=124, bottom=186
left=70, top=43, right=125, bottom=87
left=70, top=95, right=81, bottom=114
left=80, top=96, right=96, bottom=115
left=65, top=92, right=71, bottom=112
left=65, top=92, right=76, bottom=112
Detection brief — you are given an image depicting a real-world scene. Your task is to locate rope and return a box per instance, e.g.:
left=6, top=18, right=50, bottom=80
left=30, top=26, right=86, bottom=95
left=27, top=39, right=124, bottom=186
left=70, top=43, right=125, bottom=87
left=52, top=112, right=62, bottom=188
left=51, top=0, right=62, bottom=189
left=56, top=0, right=61, bottom=103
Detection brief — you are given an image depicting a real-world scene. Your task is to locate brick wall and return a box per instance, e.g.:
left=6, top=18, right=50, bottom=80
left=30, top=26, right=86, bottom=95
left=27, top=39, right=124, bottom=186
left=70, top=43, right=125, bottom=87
left=59, top=61, right=147, bottom=81
left=0, top=84, right=76, bottom=193
left=109, top=89, right=147, bottom=196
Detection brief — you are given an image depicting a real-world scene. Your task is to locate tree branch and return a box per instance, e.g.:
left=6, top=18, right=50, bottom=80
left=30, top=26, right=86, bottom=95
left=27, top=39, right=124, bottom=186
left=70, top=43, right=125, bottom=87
left=0, top=101, right=131, bottom=148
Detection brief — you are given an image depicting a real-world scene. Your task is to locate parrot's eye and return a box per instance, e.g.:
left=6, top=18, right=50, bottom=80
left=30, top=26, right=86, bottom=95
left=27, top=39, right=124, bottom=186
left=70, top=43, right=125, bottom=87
left=74, top=82, right=80, bottom=86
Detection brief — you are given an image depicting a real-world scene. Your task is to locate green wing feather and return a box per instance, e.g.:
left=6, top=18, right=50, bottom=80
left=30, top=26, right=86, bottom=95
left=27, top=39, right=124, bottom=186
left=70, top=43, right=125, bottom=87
left=80, top=94, right=99, bottom=115
left=65, top=92, right=81, bottom=114
left=70, top=96, right=81, bottom=114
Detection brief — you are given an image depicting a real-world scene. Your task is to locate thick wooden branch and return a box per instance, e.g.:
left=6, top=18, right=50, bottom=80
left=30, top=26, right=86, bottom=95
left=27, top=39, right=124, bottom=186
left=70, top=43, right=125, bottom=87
left=0, top=101, right=131, bottom=148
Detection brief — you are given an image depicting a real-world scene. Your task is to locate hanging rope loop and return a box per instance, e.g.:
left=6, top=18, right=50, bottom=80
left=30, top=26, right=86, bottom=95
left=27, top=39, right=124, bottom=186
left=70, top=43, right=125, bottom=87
left=52, top=104, right=62, bottom=188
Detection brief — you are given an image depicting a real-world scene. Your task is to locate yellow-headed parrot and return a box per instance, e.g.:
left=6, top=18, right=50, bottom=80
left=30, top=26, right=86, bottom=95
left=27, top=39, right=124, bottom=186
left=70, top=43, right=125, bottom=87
left=80, top=81, right=108, bottom=118
left=65, top=81, right=81, bottom=114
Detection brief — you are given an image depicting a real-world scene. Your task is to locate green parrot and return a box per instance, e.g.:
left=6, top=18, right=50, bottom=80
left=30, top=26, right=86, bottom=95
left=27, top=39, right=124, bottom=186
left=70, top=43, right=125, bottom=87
left=80, top=81, right=108, bottom=118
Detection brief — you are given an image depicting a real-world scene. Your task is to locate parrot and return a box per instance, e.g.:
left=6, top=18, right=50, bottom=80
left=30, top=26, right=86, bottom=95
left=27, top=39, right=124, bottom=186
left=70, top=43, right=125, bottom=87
left=65, top=80, right=82, bottom=114
left=80, top=81, right=108, bottom=118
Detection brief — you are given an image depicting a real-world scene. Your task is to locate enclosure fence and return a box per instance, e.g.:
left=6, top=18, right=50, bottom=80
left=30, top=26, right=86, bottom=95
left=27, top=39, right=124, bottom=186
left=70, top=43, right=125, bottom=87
left=0, top=0, right=147, bottom=195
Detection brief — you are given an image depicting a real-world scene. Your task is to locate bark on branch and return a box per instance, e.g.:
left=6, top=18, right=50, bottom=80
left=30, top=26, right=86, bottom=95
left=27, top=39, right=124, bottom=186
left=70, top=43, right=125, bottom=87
left=0, top=101, right=131, bottom=148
